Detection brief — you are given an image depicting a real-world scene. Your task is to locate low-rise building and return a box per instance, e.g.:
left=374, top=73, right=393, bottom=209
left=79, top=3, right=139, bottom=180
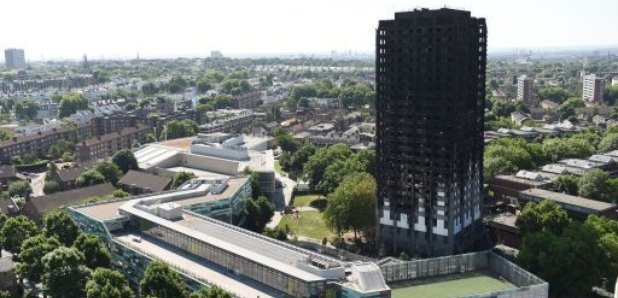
left=231, top=91, right=261, bottom=109
left=76, top=124, right=150, bottom=161
left=199, top=110, right=254, bottom=133
left=50, top=161, right=97, bottom=190
left=518, top=188, right=617, bottom=220
left=21, top=183, right=115, bottom=223
left=117, top=170, right=172, bottom=194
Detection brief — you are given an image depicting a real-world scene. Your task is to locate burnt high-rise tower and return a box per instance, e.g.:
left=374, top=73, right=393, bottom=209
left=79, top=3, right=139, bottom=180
left=376, top=8, right=486, bottom=256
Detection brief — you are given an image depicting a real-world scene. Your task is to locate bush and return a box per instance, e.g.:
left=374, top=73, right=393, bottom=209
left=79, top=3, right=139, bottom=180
left=43, top=181, right=60, bottom=194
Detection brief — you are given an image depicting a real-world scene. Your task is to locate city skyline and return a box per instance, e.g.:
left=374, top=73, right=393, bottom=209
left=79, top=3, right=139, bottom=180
left=1, top=0, right=617, bottom=61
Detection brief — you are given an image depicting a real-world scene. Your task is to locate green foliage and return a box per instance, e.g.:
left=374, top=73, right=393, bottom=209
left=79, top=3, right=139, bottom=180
left=14, top=100, right=39, bottom=120
left=274, top=129, right=301, bottom=153
left=112, top=150, right=138, bottom=174
left=280, top=143, right=316, bottom=179
left=95, top=161, right=124, bottom=186
left=599, top=133, right=618, bottom=152
left=541, top=137, right=595, bottom=162
left=0, top=215, right=39, bottom=254
left=76, top=169, right=106, bottom=187
left=189, top=285, right=232, bottom=298
left=59, top=92, right=89, bottom=118
left=263, top=226, right=289, bottom=241
left=324, top=173, right=376, bottom=238
left=516, top=200, right=570, bottom=236
left=577, top=169, right=618, bottom=202
left=112, top=189, right=130, bottom=198
left=319, top=149, right=376, bottom=194
left=558, top=97, right=585, bottom=120
left=17, top=235, right=61, bottom=283
left=141, top=82, right=159, bottom=96
left=171, top=171, right=197, bottom=188
left=140, top=260, right=188, bottom=298
left=518, top=223, right=605, bottom=297
left=554, top=175, right=579, bottom=195
left=196, top=81, right=212, bottom=93
left=42, top=246, right=91, bottom=298
left=538, top=86, right=570, bottom=103
left=8, top=180, right=32, bottom=197
left=303, top=144, right=352, bottom=192
left=145, top=133, right=156, bottom=143
left=483, top=138, right=543, bottom=181
left=48, top=139, right=73, bottom=160
left=0, top=291, right=9, bottom=298
left=0, top=128, right=13, bottom=141
left=73, top=234, right=112, bottom=270
left=243, top=196, right=275, bottom=232
left=44, top=212, right=80, bottom=246
left=166, top=119, right=198, bottom=140
left=86, top=268, right=135, bottom=298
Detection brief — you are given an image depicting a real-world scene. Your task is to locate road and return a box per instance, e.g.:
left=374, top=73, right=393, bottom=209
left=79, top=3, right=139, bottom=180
left=267, top=172, right=296, bottom=229
left=29, top=172, right=46, bottom=197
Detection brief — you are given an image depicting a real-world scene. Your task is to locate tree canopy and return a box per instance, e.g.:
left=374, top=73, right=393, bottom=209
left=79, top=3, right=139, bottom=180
left=17, top=235, right=61, bottom=283
left=95, top=161, right=124, bottom=186
left=171, top=171, right=197, bottom=189
left=0, top=215, right=39, bottom=254
left=44, top=212, right=81, bottom=246
left=42, top=246, right=92, bottom=298
left=59, top=93, right=89, bottom=118
left=112, top=150, right=139, bottom=174
left=85, top=268, right=134, bottom=298
left=8, top=180, right=32, bottom=198
left=189, top=286, right=232, bottom=298
left=73, top=234, right=112, bottom=270
left=76, top=169, right=106, bottom=187
left=323, top=173, right=377, bottom=238
left=165, top=119, right=198, bottom=140
left=140, top=260, right=188, bottom=298
left=243, top=196, right=275, bottom=232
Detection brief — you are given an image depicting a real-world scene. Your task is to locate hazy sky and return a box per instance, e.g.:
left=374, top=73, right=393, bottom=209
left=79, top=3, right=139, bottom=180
left=1, top=0, right=617, bottom=60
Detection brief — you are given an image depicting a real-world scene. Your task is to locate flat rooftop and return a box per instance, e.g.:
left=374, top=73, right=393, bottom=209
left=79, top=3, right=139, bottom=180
left=390, top=271, right=516, bottom=298
left=115, top=234, right=280, bottom=298
left=75, top=177, right=247, bottom=222
left=520, top=188, right=616, bottom=212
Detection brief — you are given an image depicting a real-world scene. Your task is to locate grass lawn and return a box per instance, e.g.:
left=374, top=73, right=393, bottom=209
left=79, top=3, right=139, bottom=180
left=292, top=194, right=322, bottom=207
left=390, top=271, right=516, bottom=298
left=277, top=210, right=335, bottom=240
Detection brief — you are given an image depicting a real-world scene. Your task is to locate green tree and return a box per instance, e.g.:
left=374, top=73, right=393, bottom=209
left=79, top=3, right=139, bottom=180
left=171, top=171, right=197, bottom=188
left=17, top=235, right=61, bottom=283
left=273, top=129, right=300, bottom=153
left=0, top=215, right=39, bottom=254
left=166, top=119, right=198, bottom=140
left=189, top=286, right=232, bottom=298
left=112, top=150, right=139, bottom=174
left=196, top=81, right=212, bottom=94
left=538, top=86, right=570, bottom=103
left=554, top=175, right=579, bottom=195
left=85, top=268, right=135, bottom=298
left=112, top=189, right=130, bottom=198
left=73, top=234, right=112, bottom=270
left=141, top=82, right=159, bottom=96
left=42, top=246, right=91, bottom=298
left=59, top=93, right=89, bottom=118
left=542, top=138, right=595, bottom=162
left=319, top=150, right=375, bottom=194
left=243, top=196, right=275, bottom=232
left=304, top=144, right=352, bottom=192
left=8, top=180, right=32, bottom=198
left=518, top=223, right=605, bottom=297
left=44, top=212, right=81, bottom=246
left=599, top=133, right=618, bottom=152
left=140, top=260, right=188, bottom=298
left=95, top=161, right=123, bottom=186
left=324, top=173, right=377, bottom=238
left=76, top=169, right=106, bottom=187
left=515, top=200, right=570, bottom=236
left=577, top=169, right=610, bottom=201
left=14, top=100, right=39, bottom=120
left=145, top=133, right=156, bottom=143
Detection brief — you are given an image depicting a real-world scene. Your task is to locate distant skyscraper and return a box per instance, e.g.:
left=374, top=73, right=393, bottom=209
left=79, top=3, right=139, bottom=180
left=583, top=74, right=605, bottom=102
left=4, top=48, right=26, bottom=69
left=211, top=51, right=223, bottom=58
left=83, top=54, right=90, bottom=70
left=517, top=75, right=535, bottom=106
left=376, top=8, right=486, bottom=257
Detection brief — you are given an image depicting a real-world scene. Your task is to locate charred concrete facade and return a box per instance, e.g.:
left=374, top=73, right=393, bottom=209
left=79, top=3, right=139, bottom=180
left=376, top=8, right=486, bottom=256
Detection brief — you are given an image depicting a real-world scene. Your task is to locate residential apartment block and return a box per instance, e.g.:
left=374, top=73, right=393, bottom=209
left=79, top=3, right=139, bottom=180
left=583, top=74, right=605, bottom=102
left=517, top=75, right=535, bottom=106
left=4, top=48, right=25, bottom=69
left=376, top=8, right=486, bottom=256
left=76, top=124, right=150, bottom=161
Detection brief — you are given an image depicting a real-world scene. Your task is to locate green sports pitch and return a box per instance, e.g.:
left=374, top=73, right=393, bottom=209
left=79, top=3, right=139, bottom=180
left=390, top=271, right=516, bottom=298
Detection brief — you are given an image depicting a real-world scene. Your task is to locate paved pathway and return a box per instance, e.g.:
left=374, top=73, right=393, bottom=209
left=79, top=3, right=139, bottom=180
left=267, top=173, right=296, bottom=229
